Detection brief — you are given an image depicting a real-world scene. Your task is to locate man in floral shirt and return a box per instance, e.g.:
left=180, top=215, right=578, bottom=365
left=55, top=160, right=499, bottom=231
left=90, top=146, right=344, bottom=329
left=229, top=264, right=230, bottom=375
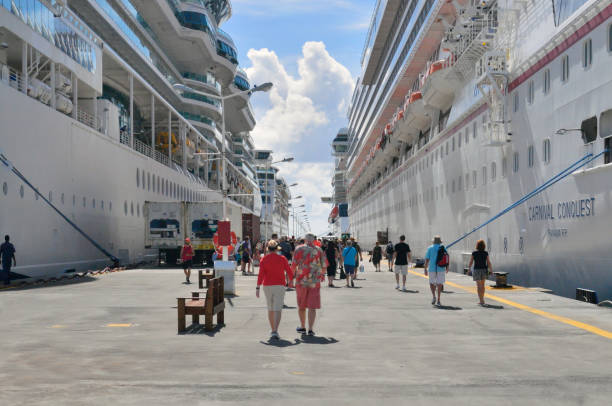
left=291, top=233, right=328, bottom=336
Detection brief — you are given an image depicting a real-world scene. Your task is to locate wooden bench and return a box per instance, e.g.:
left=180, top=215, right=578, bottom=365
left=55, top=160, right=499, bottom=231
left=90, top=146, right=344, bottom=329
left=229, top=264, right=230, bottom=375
left=177, top=277, right=225, bottom=333
left=198, top=268, right=215, bottom=289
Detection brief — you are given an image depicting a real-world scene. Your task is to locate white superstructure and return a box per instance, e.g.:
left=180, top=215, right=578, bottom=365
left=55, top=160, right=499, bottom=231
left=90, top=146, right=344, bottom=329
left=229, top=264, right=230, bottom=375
left=344, top=0, right=612, bottom=300
left=0, top=0, right=262, bottom=281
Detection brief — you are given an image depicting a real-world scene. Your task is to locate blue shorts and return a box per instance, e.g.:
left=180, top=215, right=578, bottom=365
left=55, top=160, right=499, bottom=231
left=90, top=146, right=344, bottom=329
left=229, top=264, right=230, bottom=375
left=344, top=265, right=355, bottom=275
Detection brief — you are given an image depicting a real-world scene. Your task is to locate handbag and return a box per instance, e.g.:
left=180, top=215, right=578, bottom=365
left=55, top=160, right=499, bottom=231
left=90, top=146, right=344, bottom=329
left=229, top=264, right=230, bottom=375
left=339, top=265, right=346, bottom=279
left=359, top=264, right=365, bottom=273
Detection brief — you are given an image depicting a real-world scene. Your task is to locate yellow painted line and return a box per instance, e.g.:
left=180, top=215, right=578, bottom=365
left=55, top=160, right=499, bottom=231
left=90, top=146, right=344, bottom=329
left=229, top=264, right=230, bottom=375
left=407, top=270, right=612, bottom=340
left=51, top=325, right=66, bottom=328
left=106, top=323, right=132, bottom=327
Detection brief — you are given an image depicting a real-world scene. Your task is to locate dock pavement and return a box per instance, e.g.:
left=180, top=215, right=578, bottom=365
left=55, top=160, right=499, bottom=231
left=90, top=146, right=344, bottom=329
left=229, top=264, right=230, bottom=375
left=1, top=260, right=612, bottom=405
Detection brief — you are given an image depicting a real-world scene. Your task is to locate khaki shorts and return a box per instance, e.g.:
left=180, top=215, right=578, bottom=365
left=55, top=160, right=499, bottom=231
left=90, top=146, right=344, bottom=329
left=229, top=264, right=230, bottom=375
left=263, top=285, right=286, bottom=311
left=394, top=265, right=408, bottom=275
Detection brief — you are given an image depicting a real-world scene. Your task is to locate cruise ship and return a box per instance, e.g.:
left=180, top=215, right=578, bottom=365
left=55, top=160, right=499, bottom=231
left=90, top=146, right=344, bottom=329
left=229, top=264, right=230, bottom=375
left=0, top=0, right=265, bottom=280
left=338, top=0, right=612, bottom=300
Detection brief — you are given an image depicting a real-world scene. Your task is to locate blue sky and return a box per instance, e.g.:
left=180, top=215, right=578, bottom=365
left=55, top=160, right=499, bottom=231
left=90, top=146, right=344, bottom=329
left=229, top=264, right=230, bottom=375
left=223, top=0, right=372, bottom=235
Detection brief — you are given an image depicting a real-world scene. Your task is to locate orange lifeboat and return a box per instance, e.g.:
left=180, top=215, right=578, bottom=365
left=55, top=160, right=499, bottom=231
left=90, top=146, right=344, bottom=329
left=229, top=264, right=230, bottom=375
left=409, top=91, right=422, bottom=103
left=427, top=60, right=446, bottom=76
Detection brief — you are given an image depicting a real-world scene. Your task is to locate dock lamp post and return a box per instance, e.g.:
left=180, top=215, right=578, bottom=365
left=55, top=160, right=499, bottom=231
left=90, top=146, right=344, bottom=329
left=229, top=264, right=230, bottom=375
left=264, top=157, right=294, bottom=241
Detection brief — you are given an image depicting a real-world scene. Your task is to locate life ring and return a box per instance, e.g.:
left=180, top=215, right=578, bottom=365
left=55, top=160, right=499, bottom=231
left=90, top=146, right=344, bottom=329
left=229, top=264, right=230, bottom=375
left=213, top=231, right=237, bottom=256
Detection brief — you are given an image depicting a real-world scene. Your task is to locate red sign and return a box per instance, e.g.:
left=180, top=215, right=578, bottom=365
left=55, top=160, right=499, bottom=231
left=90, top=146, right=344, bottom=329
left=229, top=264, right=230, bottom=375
left=217, top=221, right=231, bottom=246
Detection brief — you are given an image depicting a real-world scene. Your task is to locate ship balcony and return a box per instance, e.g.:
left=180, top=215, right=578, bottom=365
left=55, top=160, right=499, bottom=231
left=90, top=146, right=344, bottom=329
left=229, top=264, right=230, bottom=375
left=224, top=97, right=256, bottom=133
left=180, top=91, right=222, bottom=120
left=129, top=0, right=237, bottom=87
left=182, top=72, right=221, bottom=94
left=421, top=60, right=462, bottom=110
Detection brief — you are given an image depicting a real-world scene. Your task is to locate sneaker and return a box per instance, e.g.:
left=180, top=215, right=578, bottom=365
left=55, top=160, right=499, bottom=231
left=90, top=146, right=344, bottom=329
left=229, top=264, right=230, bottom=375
left=431, top=298, right=436, bottom=305
left=402, top=287, right=407, bottom=292
left=296, top=327, right=306, bottom=334
left=351, top=279, right=355, bottom=288
left=307, top=330, right=315, bottom=336
left=437, top=301, right=441, bottom=306
left=395, top=285, right=399, bottom=290
left=270, top=331, right=279, bottom=340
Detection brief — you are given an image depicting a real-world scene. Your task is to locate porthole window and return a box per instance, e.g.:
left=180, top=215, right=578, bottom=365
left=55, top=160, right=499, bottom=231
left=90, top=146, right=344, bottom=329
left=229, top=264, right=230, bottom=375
left=543, top=139, right=551, bottom=164
left=20, top=185, right=24, bottom=198
left=491, top=162, right=497, bottom=182
left=528, top=145, right=535, bottom=168
left=482, top=166, right=487, bottom=185
left=513, top=152, right=520, bottom=173
left=528, top=80, right=534, bottom=104
left=61, top=193, right=65, bottom=205
left=543, top=69, right=551, bottom=94
left=2, top=182, right=7, bottom=195
left=561, top=55, right=570, bottom=82
left=583, top=38, right=592, bottom=68
left=136, top=168, right=140, bottom=188
left=513, top=92, right=519, bottom=112
left=124, top=201, right=128, bottom=215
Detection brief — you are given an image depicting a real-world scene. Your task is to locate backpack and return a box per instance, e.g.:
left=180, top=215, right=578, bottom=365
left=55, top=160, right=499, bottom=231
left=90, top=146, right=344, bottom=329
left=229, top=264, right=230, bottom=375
left=436, top=245, right=449, bottom=268
left=386, top=243, right=393, bottom=254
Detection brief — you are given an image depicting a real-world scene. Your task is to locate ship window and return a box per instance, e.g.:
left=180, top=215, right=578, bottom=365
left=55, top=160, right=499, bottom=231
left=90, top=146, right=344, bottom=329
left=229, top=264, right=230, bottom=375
left=20, top=186, right=24, bottom=199
left=92, top=199, right=96, bottom=209
left=83, top=197, right=86, bottom=208
left=528, top=145, right=535, bottom=168
left=458, top=175, right=462, bottom=191
left=513, top=92, right=519, bottom=112
left=452, top=137, right=455, bottom=152
left=137, top=203, right=140, bottom=217
left=61, top=193, right=64, bottom=205
left=131, top=202, right=134, bottom=216
left=482, top=166, right=487, bottom=185
left=2, top=182, right=7, bottom=196
left=601, top=109, right=612, bottom=163
left=473, top=121, right=478, bottom=138
left=513, top=152, right=520, bottom=173
left=583, top=38, right=592, bottom=68
left=465, top=128, right=469, bottom=144
left=136, top=168, right=139, bottom=188
left=466, top=174, right=470, bottom=189
left=73, top=195, right=76, bottom=206
left=561, top=55, right=570, bottom=82
left=101, top=200, right=104, bottom=210
left=502, top=157, right=508, bottom=177
left=49, top=191, right=52, bottom=202
left=109, top=202, right=112, bottom=212
left=528, top=80, right=534, bottom=104
left=452, top=180, right=456, bottom=193
left=458, top=133, right=462, bottom=148
left=142, top=170, right=146, bottom=190
left=147, top=173, right=151, bottom=191
left=542, top=139, right=551, bottom=164
left=491, top=162, right=497, bottom=182
left=152, top=175, right=156, bottom=193
left=581, top=116, right=597, bottom=143
left=157, top=177, right=160, bottom=193
left=605, top=137, right=612, bottom=164
left=472, top=171, right=477, bottom=188
left=445, top=142, right=449, bottom=155
left=124, top=201, right=128, bottom=215
left=544, top=69, right=551, bottom=94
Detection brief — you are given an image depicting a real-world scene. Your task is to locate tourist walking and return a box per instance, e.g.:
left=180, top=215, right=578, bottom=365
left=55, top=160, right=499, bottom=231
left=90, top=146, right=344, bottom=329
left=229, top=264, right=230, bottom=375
left=371, top=242, right=382, bottom=272
left=239, top=236, right=252, bottom=275
left=424, top=236, right=448, bottom=306
left=256, top=240, right=293, bottom=340
left=325, top=239, right=340, bottom=287
left=180, top=237, right=194, bottom=284
left=0, top=235, right=16, bottom=285
left=393, top=235, right=412, bottom=291
left=385, top=241, right=394, bottom=272
left=342, top=240, right=358, bottom=288
left=351, top=238, right=364, bottom=275
left=469, top=239, right=493, bottom=305
left=291, top=233, right=328, bottom=336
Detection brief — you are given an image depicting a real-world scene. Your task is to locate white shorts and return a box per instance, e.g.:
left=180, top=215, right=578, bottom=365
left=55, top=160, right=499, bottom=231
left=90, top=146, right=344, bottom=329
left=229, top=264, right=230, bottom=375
left=428, top=271, right=445, bottom=285
left=263, top=285, right=286, bottom=311
left=394, top=265, right=408, bottom=275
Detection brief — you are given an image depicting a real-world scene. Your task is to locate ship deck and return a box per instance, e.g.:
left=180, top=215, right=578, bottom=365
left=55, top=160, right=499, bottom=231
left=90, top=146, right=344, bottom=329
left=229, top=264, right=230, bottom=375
left=1, top=261, right=611, bottom=405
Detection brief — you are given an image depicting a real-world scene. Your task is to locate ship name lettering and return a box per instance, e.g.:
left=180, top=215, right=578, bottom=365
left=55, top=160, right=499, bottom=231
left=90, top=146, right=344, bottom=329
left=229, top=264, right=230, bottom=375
left=528, top=197, right=595, bottom=221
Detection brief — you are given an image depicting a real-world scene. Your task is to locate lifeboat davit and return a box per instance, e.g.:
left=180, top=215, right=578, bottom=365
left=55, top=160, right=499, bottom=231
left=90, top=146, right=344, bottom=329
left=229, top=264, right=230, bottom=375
left=396, top=91, right=428, bottom=144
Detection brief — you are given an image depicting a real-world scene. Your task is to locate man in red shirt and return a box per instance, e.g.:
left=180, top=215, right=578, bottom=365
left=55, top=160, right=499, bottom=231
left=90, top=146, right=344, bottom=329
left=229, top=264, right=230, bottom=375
left=256, top=240, right=293, bottom=340
left=180, top=238, right=194, bottom=284
left=291, top=233, right=328, bottom=336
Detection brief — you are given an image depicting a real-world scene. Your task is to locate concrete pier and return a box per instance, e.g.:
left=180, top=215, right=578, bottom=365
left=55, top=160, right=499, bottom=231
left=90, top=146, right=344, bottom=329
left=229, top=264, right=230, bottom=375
left=1, top=261, right=611, bottom=405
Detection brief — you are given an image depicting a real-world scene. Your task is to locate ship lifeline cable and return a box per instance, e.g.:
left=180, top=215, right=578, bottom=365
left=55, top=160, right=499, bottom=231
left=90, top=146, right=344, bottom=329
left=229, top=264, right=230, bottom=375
left=446, top=150, right=608, bottom=250
left=0, top=149, right=119, bottom=265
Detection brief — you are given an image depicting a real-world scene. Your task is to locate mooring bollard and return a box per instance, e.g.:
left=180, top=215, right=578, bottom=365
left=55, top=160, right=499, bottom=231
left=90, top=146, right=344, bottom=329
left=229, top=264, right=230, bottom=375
left=494, top=272, right=508, bottom=288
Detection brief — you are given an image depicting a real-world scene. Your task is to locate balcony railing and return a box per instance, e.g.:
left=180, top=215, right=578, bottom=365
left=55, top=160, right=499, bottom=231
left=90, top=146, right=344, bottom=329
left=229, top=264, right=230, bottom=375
left=181, top=91, right=221, bottom=108
left=180, top=111, right=216, bottom=127
left=182, top=71, right=221, bottom=91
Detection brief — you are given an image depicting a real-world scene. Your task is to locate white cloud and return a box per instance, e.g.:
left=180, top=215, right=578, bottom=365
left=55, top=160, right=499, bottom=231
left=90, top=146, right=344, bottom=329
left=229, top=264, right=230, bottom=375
left=276, top=162, right=335, bottom=236
left=245, top=41, right=354, bottom=155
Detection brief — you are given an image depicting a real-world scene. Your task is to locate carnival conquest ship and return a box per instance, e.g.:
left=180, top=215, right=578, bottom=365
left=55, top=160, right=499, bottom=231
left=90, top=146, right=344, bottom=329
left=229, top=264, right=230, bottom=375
left=340, top=0, right=612, bottom=300
left=0, top=0, right=265, bottom=280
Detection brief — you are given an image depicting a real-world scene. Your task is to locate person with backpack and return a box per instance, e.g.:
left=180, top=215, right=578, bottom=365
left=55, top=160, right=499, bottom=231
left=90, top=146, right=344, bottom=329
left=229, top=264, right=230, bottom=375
left=424, top=235, right=449, bottom=306
left=371, top=242, right=382, bottom=272
left=469, top=239, right=493, bottom=306
left=385, top=241, right=394, bottom=272
left=239, top=236, right=252, bottom=275
left=342, top=240, right=358, bottom=288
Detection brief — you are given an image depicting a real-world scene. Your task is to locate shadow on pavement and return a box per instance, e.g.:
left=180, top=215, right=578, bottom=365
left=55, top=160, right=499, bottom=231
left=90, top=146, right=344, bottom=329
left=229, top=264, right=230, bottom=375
left=261, top=338, right=301, bottom=347
left=481, top=303, right=504, bottom=309
left=298, top=336, right=339, bottom=345
left=441, top=290, right=455, bottom=294
left=399, top=289, right=419, bottom=294
left=179, top=323, right=225, bottom=336
left=0, top=275, right=98, bottom=291
left=282, top=304, right=296, bottom=309
left=435, top=304, right=462, bottom=311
